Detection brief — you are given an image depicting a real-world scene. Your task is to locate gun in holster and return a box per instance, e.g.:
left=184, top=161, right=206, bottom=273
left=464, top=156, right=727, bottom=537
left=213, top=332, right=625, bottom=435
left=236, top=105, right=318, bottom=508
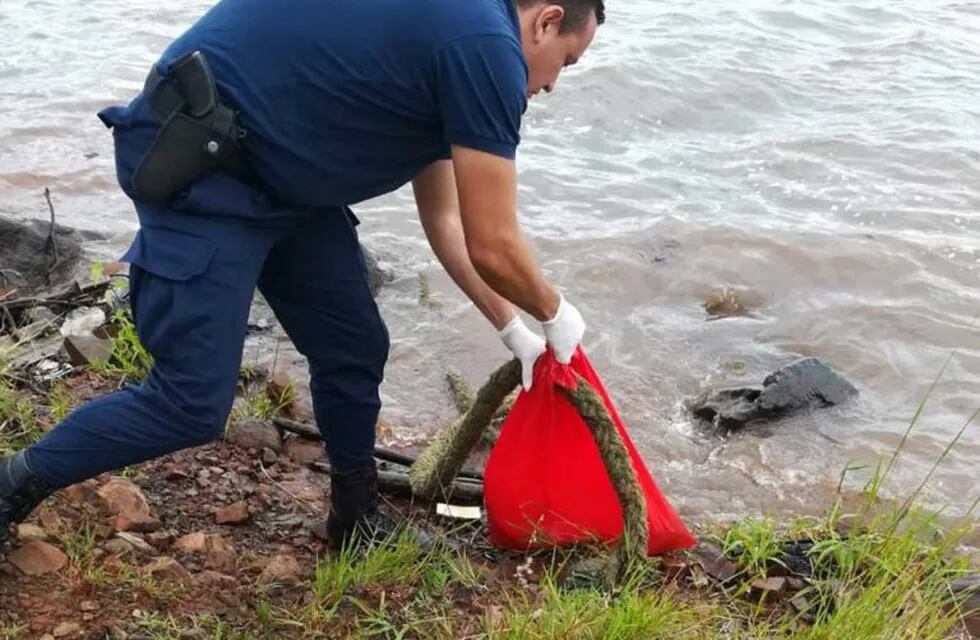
left=131, top=51, right=252, bottom=204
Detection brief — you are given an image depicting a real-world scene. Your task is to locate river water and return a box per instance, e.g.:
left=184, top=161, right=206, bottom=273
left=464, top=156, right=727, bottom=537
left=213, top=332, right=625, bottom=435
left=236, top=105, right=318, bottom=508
left=1, top=1, right=978, bottom=521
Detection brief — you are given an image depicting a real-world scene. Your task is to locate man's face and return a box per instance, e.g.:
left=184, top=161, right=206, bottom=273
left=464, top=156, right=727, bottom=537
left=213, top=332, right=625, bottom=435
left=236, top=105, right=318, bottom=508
left=520, top=5, right=598, bottom=98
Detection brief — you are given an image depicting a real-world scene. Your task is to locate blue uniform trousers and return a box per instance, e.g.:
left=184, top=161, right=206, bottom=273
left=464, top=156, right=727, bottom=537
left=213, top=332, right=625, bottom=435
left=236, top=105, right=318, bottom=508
left=26, top=202, right=389, bottom=488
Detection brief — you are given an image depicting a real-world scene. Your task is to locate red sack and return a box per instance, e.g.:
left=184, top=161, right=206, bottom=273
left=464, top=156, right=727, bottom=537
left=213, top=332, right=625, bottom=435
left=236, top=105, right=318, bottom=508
left=484, top=348, right=696, bottom=555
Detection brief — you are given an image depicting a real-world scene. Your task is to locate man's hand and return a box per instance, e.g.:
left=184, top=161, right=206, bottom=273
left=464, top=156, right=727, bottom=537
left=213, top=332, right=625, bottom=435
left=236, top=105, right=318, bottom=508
left=499, top=317, right=546, bottom=390
left=542, top=294, right=586, bottom=364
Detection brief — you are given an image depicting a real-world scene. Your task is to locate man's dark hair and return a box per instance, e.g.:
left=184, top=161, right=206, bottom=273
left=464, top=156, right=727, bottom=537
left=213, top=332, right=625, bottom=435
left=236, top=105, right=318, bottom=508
left=518, top=0, right=606, bottom=34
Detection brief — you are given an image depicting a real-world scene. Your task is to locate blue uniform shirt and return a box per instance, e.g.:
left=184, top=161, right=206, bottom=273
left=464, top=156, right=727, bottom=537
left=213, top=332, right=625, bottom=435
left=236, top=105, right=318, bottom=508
left=99, top=0, right=528, bottom=216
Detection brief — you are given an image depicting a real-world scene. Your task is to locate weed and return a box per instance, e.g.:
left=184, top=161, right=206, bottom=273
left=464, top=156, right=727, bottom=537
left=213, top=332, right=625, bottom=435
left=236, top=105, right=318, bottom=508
left=716, top=517, right=784, bottom=579
left=0, top=377, right=40, bottom=453
left=91, top=309, right=153, bottom=384
left=47, top=380, right=74, bottom=423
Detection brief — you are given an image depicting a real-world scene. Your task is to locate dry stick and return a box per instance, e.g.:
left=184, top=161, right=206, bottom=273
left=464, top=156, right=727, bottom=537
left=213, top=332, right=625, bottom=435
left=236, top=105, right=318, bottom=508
left=43, top=188, right=60, bottom=281
left=557, top=375, right=648, bottom=578
left=309, top=462, right=484, bottom=505
left=409, top=359, right=521, bottom=500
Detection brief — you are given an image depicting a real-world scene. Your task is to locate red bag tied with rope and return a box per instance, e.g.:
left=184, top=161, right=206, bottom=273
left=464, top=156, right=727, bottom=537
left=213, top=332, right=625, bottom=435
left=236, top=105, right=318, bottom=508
left=484, top=348, right=696, bottom=555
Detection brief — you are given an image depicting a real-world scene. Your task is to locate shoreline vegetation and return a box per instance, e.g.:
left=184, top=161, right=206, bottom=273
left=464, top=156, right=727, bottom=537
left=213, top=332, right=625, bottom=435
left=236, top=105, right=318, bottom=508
left=1, top=250, right=978, bottom=638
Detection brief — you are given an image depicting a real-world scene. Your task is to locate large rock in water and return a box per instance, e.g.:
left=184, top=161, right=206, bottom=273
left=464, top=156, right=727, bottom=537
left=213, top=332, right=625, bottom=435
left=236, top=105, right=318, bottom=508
left=691, top=357, right=857, bottom=431
left=0, top=215, right=87, bottom=290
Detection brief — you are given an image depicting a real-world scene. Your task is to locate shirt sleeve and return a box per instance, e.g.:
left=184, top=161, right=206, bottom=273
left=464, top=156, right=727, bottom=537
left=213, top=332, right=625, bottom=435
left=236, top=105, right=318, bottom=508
left=435, top=34, right=528, bottom=159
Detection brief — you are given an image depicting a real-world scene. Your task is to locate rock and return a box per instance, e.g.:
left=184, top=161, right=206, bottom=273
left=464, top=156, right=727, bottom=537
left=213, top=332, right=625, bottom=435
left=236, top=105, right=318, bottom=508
left=52, top=622, right=81, bottom=637
left=102, top=538, right=134, bottom=557
left=164, top=463, right=191, bottom=481
left=283, top=438, right=325, bottom=466
left=79, top=601, right=100, bottom=612
left=0, top=215, right=87, bottom=290
left=278, top=472, right=328, bottom=504
left=361, top=244, right=387, bottom=298
left=61, top=335, right=112, bottom=367
left=98, top=477, right=151, bottom=520
left=7, top=541, right=68, bottom=576
left=64, top=480, right=107, bottom=509
left=215, top=501, right=250, bottom=525
left=145, top=531, right=174, bottom=550
left=143, top=557, right=193, bottom=586
left=258, top=554, right=302, bottom=585
left=951, top=577, right=980, bottom=638
left=16, top=523, right=49, bottom=542
left=691, top=358, right=858, bottom=431
left=749, top=576, right=788, bottom=600
left=59, top=307, right=106, bottom=337
left=226, top=420, right=282, bottom=452
left=174, top=532, right=209, bottom=553
left=112, top=512, right=162, bottom=533
left=261, top=448, right=278, bottom=466
left=779, top=540, right=815, bottom=578
left=692, top=542, right=738, bottom=584
left=174, top=532, right=237, bottom=573
left=194, top=570, right=238, bottom=589
left=115, top=532, right=154, bottom=554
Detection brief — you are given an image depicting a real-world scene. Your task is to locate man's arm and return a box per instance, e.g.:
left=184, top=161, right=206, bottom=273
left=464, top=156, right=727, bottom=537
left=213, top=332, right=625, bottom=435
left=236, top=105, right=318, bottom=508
left=412, top=159, right=517, bottom=330
left=448, top=145, right=560, bottom=321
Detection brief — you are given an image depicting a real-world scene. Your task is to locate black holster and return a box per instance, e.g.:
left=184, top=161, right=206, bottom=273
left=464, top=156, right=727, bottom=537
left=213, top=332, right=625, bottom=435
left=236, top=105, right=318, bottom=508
left=131, top=51, right=251, bottom=204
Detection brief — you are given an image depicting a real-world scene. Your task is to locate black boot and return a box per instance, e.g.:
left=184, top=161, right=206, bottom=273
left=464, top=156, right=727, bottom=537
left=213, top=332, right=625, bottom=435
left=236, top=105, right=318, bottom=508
left=1, top=451, right=54, bottom=554
left=325, top=464, right=432, bottom=552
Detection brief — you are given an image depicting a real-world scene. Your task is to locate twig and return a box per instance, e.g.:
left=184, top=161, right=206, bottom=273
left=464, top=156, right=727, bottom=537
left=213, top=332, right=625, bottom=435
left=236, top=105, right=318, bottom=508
left=257, top=458, right=320, bottom=514
left=272, top=417, right=485, bottom=479
left=43, top=187, right=60, bottom=280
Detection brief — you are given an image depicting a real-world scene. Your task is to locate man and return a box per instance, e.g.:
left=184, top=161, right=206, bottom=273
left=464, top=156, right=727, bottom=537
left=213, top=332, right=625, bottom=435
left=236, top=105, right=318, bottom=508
left=1, top=0, right=601, bottom=551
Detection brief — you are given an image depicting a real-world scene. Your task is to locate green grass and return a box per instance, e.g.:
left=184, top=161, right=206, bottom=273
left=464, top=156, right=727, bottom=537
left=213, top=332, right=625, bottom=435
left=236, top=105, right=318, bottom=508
left=0, top=375, right=40, bottom=454
left=228, top=377, right=295, bottom=424
left=90, top=308, right=153, bottom=384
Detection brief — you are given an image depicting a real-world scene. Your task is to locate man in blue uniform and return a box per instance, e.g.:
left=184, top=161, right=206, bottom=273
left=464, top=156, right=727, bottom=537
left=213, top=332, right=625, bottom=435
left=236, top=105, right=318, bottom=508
left=1, top=0, right=601, bottom=550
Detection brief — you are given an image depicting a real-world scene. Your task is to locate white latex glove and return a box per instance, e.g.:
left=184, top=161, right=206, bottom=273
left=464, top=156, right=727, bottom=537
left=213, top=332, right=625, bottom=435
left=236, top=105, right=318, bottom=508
left=541, top=294, right=586, bottom=364
left=499, top=316, right=546, bottom=390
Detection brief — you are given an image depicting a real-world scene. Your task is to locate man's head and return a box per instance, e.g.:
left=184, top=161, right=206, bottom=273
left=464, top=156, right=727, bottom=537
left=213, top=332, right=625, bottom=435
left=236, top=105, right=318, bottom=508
left=517, top=0, right=604, bottom=98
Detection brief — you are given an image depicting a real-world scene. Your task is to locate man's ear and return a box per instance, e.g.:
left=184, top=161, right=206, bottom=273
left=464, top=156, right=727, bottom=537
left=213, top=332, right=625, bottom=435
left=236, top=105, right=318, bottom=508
left=534, top=4, right=566, bottom=39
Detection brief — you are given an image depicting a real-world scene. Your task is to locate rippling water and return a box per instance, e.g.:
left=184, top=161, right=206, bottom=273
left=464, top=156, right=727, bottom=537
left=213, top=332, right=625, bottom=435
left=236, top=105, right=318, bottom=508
left=2, top=0, right=978, bottom=520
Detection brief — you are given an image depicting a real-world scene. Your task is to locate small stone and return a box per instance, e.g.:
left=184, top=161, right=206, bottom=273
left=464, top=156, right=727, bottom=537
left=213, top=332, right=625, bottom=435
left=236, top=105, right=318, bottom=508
left=258, top=554, right=302, bottom=584
left=79, top=601, right=100, bottom=612
left=63, top=481, right=107, bottom=509
left=261, top=448, right=278, bottom=465
left=7, top=541, right=68, bottom=576
left=115, top=532, right=154, bottom=554
left=16, top=523, right=48, bottom=542
left=40, top=634, right=55, bottom=640
left=226, top=420, right=282, bottom=452
left=194, top=570, right=238, bottom=589
left=283, top=438, right=325, bottom=466
left=102, top=538, right=134, bottom=557
left=215, top=501, right=250, bottom=525
left=98, top=478, right=151, bottom=519
left=143, top=557, right=193, bottom=586
left=145, top=531, right=174, bottom=550
left=164, top=464, right=190, bottom=481
left=111, top=512, right=162, bottom=533
left=53, top=621, right=82, bottom=637
left=61, top=335, right=112, bottom=367
left=750, top=576, right=788, bottom=600
left=693, top=542, right=738, bottom=584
